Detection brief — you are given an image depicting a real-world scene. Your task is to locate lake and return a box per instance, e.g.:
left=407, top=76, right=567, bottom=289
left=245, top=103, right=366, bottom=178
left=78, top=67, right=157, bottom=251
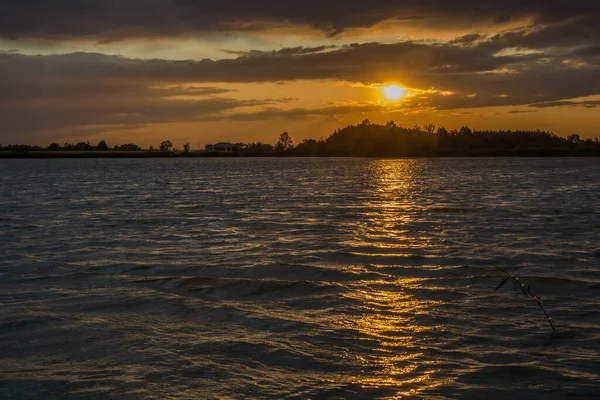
left=1, top=158, right=599, bottom=399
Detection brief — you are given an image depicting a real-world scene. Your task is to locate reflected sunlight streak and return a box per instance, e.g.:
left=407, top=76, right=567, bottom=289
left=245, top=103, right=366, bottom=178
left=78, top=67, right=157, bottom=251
left=336, top=160, right=448, bottom=396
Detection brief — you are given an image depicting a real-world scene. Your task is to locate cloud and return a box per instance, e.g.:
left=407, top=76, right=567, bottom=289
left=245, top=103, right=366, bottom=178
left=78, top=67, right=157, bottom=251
left=159, top=86, right=237, bottom=96
left=0, top=68, right=278, bottom=143
left=477, top=16, right=600, bottom=53
left=1, top=1, right=598, bottom=40
left=570, top=45, right=600, bottom=57
left=1, top=95, right=267, bottom=141
left=449, top=34, right=484, bottom=46
left=0, top=41, right=542, bottom=84
left=206, top=103, right=392, bottom=122
left=220, top=46, right=337, bottom=57
left=529, top=100, right=600, bottom=108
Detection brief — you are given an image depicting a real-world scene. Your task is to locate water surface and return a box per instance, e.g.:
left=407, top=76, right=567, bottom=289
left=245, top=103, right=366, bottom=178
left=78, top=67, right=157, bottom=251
left=1, top=158, right=599, bottom=399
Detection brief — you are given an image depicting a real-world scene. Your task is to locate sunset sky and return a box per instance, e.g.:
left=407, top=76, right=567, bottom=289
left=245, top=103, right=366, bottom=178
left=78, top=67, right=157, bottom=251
left=1, top=1, right=599, bottom=147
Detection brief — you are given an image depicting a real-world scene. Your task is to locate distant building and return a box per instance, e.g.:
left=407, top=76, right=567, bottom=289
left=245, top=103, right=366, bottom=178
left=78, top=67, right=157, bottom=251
left=208, top=142, right=236, bottom=153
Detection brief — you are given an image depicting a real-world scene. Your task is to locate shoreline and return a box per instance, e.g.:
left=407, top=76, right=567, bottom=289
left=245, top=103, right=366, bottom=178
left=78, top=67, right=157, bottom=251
left=0, top=151, right=236, bottom=159
left=1, top=150, right=600, bottom=158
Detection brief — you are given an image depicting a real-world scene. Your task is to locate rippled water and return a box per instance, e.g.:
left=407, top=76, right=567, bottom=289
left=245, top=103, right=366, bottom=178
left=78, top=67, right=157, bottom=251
left=1, top=158, right=600, bottom=399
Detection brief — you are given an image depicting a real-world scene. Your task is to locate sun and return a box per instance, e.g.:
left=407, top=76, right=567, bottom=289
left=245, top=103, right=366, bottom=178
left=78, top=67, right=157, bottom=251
left=382, top=84, right=406, bottom=101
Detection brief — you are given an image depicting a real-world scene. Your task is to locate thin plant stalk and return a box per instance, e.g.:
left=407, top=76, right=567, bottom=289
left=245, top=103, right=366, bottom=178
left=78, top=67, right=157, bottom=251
left=494, top=267, right=556, bottom=334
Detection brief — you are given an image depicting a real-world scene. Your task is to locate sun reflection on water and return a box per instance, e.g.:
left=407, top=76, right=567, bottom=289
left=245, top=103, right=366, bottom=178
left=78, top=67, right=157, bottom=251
left=338, top=280, right=444, bottom=396
left=339, top=160, right=447, bottom=397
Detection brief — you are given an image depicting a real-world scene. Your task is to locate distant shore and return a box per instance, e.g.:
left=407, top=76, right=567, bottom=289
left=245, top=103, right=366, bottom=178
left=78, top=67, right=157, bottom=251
left=2, top=122, right=599, bottom=158
left=2, top=149, right=600, bottom=158
left=0, top=151, right=237, bottom=159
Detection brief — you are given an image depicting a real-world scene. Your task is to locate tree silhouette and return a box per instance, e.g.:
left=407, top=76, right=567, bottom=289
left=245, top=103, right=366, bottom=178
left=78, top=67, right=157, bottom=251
left=424, top=123, right=436, bottom=134
left=183, top=142, right=191, bottom=153
left=244, top=142, right=274, bottom=156
left=97, top=140, right=109, bottom=151
left=459, top=126, right=473, bottom=135
left=113, top=143, right=141, bottom=151
left=276, top=132, right=293, bottom=152
left=567, top=134, right=581, bottom=145
left=160, top=140, right=173, bottom=152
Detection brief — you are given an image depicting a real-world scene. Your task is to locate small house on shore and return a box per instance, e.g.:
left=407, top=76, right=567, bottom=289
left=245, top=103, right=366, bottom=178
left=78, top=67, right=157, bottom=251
left=207, top=142, right=235, bottom=153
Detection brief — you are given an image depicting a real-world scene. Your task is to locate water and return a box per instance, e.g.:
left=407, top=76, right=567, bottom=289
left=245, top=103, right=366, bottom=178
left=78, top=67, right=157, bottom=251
left=1, top=158, right=599, bottom=399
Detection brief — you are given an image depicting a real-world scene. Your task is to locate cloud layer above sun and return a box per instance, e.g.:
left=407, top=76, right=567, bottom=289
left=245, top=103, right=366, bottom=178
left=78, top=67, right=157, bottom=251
left=1, top=1, right=599, bottom=144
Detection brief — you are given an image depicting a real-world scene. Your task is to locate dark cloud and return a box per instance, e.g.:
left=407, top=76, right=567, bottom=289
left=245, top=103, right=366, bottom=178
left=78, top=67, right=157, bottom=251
left=160, top=86, right=236, bottom=96
left=477, top=16, right=600, bottom=53
left=220, top=46, right=337, bottom=57
left=506, top=110, right=538, bottom=114
left=205, top=103, right=390, bottom=122
left=0, top=41, right=539, bottom=84
left=449, top=34, right=484, bottom=46
left=1, top=94, right=267, bottom=142
left=571, top=45, right=600, bottom=57
left=1, top=1, right=598, bottom=40
left=0, top=68, right=275, bottom=143
left=529, top=100, right=600, bottom=108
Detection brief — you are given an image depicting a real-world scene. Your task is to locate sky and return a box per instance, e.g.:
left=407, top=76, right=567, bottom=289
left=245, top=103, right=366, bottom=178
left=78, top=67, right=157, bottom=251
left=1, top=1, right=599, bottom=147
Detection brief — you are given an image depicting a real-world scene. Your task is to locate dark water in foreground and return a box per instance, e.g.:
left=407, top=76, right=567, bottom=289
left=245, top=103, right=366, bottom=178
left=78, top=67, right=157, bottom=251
left=1, top=158, right=600, bottom=399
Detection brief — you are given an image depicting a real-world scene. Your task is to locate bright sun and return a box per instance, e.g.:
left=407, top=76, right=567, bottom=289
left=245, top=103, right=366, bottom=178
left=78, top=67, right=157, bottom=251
left=382, top=84, right=406, bottom=101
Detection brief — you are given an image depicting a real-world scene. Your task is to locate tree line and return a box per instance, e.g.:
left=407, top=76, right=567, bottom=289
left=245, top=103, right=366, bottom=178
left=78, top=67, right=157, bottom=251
left=236, top=121, right=600, bottom=156
left=0, top=140, right=182, bottom=153
left=0, top=140, right=141, bottom=152
left=2, top=121, right=599, bottom=156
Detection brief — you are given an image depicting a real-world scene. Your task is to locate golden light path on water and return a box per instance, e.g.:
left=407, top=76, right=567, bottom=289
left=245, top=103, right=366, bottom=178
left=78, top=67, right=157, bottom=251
left=337, top=160, right=448, bottom=397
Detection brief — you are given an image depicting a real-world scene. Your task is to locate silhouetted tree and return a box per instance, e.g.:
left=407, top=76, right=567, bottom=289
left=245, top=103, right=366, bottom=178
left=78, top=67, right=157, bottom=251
left=567, top=134, right=581, bottom=145
left=48, top=143, right=61, bottom=151
left=244, top=142, right=274, bottom=156
left=459, top=126, right=473, bottom=135
left=276, top=132, right=293, bottom=152
left=424, top=123, right=436, bottom=134
left=183, top=142, right=191, bottom=153
left=293, top=138, right=328, bottom=156
left=97, top=140, right=109, bottom=151
left=160, top=140, right=174, bottom=152
left=114, top=143, right=141, bottom=151
left=63, top=141, right=93, bottom=151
